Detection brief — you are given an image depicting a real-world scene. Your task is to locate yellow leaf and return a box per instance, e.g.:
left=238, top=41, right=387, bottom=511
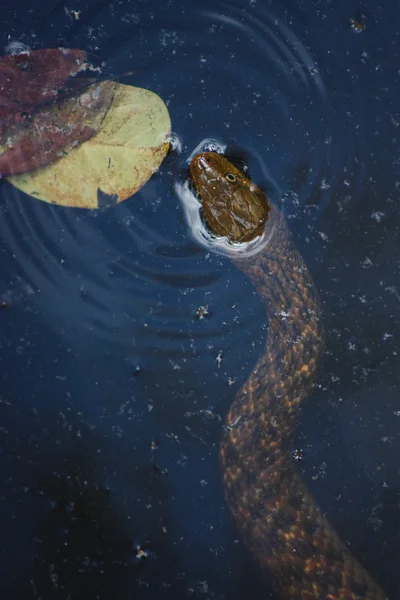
left=7, top=82, right=171, bottom=208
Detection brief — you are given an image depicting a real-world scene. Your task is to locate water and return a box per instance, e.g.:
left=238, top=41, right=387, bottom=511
left=0, top=0, right=399, bottom=598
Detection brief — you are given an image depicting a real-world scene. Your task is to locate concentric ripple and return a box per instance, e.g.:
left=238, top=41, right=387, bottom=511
left=0, top=181, right=219, bottom=358
left=0, top=0, right=368, bottom=373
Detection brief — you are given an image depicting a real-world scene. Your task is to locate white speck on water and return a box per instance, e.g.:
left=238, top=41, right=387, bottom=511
left=385, top=285, right=400, bottom=301
left=64, top=7, right=81, bottom=21
left=311, top=461, right=327, bottom=481
left=317, top=231, right=329, bottom=242
left=371, top=211, right=385, bottom=222
left=169, top=360, right=182, bottom=371
left=361, top=257, right=373, bottom=268
left=159, top=30, right=180, bottom=48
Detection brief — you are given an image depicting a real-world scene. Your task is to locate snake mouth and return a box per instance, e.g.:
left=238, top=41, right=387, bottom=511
left=192, top=152, right=212, bottom=170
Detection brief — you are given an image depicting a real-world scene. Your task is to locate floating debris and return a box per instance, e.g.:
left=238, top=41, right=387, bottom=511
left=150, top=439, right=160, bottom=452
left=135, top=546, right=151, bottom=560
left=350, top=16, right=366, bottom=33
left=292, top=448, right=305, bottom=461
left=196, top=304, right=209, bottom=320
left=131, top=540, right=154, bottom=564
left=130, top=365, right=143, bottom=378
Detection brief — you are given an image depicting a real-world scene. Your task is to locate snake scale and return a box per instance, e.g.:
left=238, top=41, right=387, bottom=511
left=189, top=152, right=388, bottom=600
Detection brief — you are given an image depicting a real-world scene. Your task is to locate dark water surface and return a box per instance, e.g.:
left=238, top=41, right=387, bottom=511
left=1, top=0, right=399, bottom=598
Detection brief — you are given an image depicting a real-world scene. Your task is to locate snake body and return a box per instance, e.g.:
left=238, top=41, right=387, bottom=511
left=189, top=152, right=387, bottom=600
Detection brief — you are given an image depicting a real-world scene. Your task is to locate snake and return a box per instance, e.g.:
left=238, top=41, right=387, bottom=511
left=189, top=151, right=388, bottom=600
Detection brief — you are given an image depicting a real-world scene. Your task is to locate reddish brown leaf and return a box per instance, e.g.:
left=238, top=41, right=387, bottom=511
left=0, top=48, right=97, bottom=130
left=0, top=80, right=116, bottom=177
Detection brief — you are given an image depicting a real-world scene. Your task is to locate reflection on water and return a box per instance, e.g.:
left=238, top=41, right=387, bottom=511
left=0, top=0, right=399, bottom=598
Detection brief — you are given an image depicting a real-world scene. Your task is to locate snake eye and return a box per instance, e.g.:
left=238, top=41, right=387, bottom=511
left=225, top=173, right=237, bottom=183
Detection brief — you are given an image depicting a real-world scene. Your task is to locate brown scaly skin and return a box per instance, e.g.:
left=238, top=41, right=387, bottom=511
left=189, top=152, right=388, bottom=600
left=189, top=152, right=270, bottom=242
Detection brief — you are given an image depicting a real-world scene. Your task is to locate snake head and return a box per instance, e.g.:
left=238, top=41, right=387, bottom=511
left=189, top=152, right=270, bottom=243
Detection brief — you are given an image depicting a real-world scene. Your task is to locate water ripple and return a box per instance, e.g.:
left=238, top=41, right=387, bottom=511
left=0, top=0, right=370, bottom=367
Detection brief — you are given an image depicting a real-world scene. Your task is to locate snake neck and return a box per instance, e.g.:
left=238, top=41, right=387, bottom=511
left=220, top=203, right=387, bottom=600
left=232, top=203, right=323, bottom=433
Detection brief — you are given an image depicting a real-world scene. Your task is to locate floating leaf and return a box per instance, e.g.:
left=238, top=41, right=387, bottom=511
left=0, top=48, right=94, bottom=130
left=7, top=83, right=171, bottom=208
left=0, top=80, right=116, bottom=176
left=0, top=47, right=108, bottom=176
